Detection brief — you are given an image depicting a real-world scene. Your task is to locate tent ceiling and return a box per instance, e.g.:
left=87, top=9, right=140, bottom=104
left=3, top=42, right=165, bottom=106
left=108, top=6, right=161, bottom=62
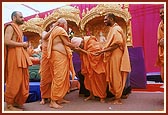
left=2, top=2, right=67, bottom=23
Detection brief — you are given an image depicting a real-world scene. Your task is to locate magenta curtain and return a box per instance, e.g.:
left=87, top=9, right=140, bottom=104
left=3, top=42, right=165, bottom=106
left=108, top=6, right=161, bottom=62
left=129, top=4, right=163, bottom=72
left=71, top=4, right=163, bottom=72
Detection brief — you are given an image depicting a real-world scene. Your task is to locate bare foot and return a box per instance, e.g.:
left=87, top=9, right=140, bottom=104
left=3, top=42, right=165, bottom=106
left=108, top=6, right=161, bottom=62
left=13, top=103, right=24, bottom=109
left=40, top=99, right=45, bottom=105
left=5, top=104, right=23, bottom=111
left=121, top=94, right=129, bottom=99
left=84, top=95, right=95, bottom=101
left=100, top=98, right=105, bottom=103
left=47, top=98, right=51, bottom=103
left=57, top=99, right=70, bottom=104
left=110, top=99, right=122, bottom=105
left=49, top=101, right=63, bottom=109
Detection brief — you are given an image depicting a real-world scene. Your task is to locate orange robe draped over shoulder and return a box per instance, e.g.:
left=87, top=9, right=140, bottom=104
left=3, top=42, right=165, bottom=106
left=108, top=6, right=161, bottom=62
left=47, top=26, right=75, bottom=101
left=4, top=23, right=32, bottom=105
left=156, top=20, right=164, bottom=66
left=80, top=36, right=107, bottom=98
left=104, top=23, right=131, bottom=99
left=39, top=39, right=52, bottom=99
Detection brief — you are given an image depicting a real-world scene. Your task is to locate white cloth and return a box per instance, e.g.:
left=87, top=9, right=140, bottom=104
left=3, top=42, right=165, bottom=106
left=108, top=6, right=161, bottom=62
left=71, top=37, right=83, bottom=47
left=34, top=44, right=41, bottom=52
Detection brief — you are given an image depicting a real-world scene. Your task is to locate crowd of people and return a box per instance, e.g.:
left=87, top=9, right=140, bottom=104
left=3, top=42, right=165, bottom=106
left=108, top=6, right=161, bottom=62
left=4, top=7, right=164, bottom=111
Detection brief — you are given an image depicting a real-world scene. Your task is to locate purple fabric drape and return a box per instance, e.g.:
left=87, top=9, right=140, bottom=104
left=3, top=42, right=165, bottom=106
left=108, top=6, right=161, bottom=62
left=128, top=47, right=147, bottom=88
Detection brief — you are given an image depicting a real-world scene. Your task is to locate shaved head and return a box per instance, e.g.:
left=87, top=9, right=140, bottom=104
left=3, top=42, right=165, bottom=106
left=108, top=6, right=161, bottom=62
left=57, top=18, right=68, bottom=31
left=57, top=18, right=67, bottom=25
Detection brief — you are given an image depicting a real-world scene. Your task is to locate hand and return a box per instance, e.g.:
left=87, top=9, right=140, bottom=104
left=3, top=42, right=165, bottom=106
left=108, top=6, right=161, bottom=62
left=22, top=42, right=29, bottom=48
left=74, top=46, right=80, bottom=51
left=90, top=52, right=98, bottom=56
left=94, top=50, right=103, bottom=56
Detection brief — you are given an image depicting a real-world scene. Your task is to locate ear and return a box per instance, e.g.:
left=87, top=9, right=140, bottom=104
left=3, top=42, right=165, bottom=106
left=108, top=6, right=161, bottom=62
left=12, top=15, right=16, bottom=21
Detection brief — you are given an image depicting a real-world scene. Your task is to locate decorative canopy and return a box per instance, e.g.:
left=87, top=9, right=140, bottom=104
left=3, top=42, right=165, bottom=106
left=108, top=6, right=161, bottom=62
left=80, top=4, right=131, bottom=30
left=80, top=4, right=132, bottom=46
left=42, top=5, right=81, bottom=31
left=21, top=4, right=133, bottom=46
left=21, top=14, right=43, bottom=36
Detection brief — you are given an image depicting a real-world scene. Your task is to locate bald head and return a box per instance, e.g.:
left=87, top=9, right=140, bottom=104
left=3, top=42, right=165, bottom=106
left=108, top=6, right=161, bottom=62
left=57, top=18, right=68, bottom=31
left=11, top=11, right=24, bottom=25
left=57, top=18, right=67, bottom=24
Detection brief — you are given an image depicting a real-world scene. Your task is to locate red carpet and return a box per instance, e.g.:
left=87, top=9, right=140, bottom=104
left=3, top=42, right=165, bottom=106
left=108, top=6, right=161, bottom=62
left=132, top=84, right=164, bottom=92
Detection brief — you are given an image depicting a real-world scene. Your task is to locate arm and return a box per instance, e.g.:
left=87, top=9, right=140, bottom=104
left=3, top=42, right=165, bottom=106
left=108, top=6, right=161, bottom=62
left=42, top=28, right=54, bottom=40
left=103, top=44, right=119, bottom=52
left=74, top=47, right=88, bottom=54
left=41, top=31, right=48, bottom=40
left=95, top=44, right=119, bottom=55
left=4, top=25, right=28, bottom=47
left=60, top=36, right=76, bottom=50
left=42, top=22, right=58, bottom=40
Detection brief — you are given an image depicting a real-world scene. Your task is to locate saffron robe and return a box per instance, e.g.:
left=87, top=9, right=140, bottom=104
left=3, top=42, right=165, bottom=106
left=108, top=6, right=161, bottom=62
left=80, top=36, right=107, bottom=99
left=47, top=26, right=75, bottom=101
left=156, top=20, right=164, bottom=66
left=103, top=23, right=131, bottom=99
left=39, top=38, right=52, bottom=99
left=4, top=23, right=32, bottom=105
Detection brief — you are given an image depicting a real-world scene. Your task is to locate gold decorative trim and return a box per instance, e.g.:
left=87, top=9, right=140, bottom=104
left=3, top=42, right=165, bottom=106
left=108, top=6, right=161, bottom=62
left=55, top=5, right=81, bottom=26
left=80, top=4, right=133, bottom=46
left=27, top=14, right=44, bottom=27
left=21, top=14, right=44, bottom=36
left=42, top=14, right=58, bottom=30
left=21, top=22, right=43, bottom=36
left=21, top=4, right=133, bottom=46
left=42, top=5, right=81, bottom=30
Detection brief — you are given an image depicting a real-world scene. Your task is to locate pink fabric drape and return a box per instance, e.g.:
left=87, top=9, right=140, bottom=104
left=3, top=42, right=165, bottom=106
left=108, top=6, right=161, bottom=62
left=70, top=4, right=97, bottom=18
left=72, top=4, right=163, bottom=72
left=129, top=4, right=163, bottom=72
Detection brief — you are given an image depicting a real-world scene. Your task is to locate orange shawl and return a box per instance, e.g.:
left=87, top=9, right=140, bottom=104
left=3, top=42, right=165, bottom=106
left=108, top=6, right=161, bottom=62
left=4, top=23, right=32, bottom=68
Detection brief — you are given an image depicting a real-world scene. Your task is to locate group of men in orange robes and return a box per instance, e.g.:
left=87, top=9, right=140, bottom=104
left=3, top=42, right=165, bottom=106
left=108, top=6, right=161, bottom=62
left=4, top=7, right=164, bottom=110
left=4, top=11, right=77, bottom=110
left=71, top=13, right=131, bottom=105
left=4, top=11, right=131, bottom=111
